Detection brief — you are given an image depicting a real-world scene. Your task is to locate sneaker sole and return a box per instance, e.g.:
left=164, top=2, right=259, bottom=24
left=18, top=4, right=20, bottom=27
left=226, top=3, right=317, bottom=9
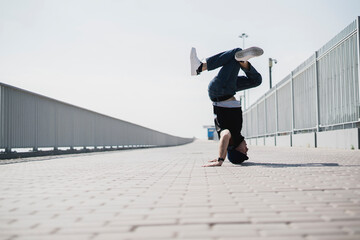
left=191, top=63, right=197, bottom=76
left=235, top=47, right=264, bottom=62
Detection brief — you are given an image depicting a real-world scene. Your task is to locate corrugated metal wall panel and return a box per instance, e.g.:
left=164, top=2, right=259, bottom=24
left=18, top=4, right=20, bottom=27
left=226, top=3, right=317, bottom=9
left=0, top=83, right=193, bottom=151
left=257, top=100, right=266, bottom=135
left=243, top=17, right=359, bottom=139
left=251, top=106, right=258, bottom=137
left=0, top=86, right=4, bottom=148
left=293, top=64, right=317, bottom=130
left=37, top=97, right=56, bottom=147
left=277, top=82, right=292, bottom=133
left=318, top=33, right=359, bottom=126
left=266, top=93, right=276, bottom=134
left=8, top=88, right=37, bottom=148
left=318, top=19, right=357, bottom=58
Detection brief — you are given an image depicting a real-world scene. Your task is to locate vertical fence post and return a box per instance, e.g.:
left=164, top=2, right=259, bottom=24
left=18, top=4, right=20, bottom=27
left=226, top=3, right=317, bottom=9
left=0, top=86, right=9, bottom=153
left=54, top=103, right=58, bottom=151
left=0, top=86, right=3, bottom=152
left=256, top=102, right=259, bottom=144
left=357, top=16, right=360, bottom=120
left=264, top=95, right=268, bottom=140
left=356, top=16, right=360, bottom=149
left=33, top=97, right=38, bottom=152
left=5, top=89, right=11, bottom=153
left=71, top=108, right=74, bottom=150
left=314, top=51, right=321, bottom=148
left=0, top=86, right=2, bottom=151
left=290, top=71, right=295, bottom=146
left=275, top=85, right=278, bottom=146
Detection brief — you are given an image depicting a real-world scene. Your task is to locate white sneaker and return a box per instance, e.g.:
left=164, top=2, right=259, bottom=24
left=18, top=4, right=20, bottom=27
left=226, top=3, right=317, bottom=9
left=190, top=47, right=202, bottom=76
left=235, top=47, right=264, bottom=62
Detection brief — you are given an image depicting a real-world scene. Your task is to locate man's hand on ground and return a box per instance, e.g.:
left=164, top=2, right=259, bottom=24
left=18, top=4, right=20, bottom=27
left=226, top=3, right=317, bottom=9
left=202, top=159, right=223, bottom=167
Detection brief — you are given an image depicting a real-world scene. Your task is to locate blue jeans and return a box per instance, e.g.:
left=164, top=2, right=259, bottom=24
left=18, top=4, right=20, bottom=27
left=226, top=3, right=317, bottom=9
left=207, top=48, right=262, bottom=101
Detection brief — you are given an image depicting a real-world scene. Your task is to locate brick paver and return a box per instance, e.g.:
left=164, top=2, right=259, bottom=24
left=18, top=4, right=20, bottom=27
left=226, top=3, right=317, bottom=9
left=1, top=140, right=359, bottom=240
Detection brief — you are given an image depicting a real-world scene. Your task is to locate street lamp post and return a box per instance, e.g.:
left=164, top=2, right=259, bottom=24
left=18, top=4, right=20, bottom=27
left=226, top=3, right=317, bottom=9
left=269, top=58, right=277, bottom=89
left=239, top=33, right=248, bottom=109
left=238, top=33, right=248, bottom=49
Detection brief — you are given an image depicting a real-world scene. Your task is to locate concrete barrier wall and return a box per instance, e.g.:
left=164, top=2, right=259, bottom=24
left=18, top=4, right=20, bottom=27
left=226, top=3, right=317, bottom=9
left=317, top=128, right=359, bottom=150
left=264, top=136, right=276, bottom=146
left=247, top=135, right=291, bottom=147
left=292, top=132, right=316, bottom=148
left=247, top=129, right=360, bottom=150
left=276, top=135, right=292, bottom=147
left=257, top=137, right=265, bottom=146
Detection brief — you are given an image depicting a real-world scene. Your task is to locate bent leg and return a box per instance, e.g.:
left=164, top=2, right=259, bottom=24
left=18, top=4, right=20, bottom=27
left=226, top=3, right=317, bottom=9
left=236, top=63, right=262, bottom=91
left=207, top=49, right=243, bottom=99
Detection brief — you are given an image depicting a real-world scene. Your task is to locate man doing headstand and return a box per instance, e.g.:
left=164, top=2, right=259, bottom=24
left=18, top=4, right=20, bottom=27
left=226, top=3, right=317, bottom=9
left=190, top=47, right=263, bottom=167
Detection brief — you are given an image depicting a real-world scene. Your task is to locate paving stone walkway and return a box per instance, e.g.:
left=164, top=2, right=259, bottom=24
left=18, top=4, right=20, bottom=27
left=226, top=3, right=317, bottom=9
left=1, top=140, right=360, bottom=240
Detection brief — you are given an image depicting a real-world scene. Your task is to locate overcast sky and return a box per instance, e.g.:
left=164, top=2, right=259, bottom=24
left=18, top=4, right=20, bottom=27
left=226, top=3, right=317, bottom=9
left=1, top=0, right=359, bottom=139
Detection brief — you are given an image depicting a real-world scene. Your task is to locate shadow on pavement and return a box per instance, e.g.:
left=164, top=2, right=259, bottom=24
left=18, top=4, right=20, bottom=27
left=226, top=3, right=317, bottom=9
left=239, top=162, right=340, bottom=168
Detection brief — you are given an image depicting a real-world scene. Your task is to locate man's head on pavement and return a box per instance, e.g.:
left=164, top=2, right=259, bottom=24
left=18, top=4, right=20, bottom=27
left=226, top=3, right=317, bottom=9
left=236, top=140, right=248, bottom=155
left=227, top=140, right=248, bottom=164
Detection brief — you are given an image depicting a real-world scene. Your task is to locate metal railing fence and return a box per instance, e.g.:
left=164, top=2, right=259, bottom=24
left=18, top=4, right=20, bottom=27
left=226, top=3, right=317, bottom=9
left=0, top=83, right=193, bottom=153
left=243, top=17, right=360, bottom=139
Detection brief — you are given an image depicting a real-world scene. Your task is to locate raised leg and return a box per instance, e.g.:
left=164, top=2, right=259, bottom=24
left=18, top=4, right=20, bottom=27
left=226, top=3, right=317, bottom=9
left=206, top=48, right=241, bottom=71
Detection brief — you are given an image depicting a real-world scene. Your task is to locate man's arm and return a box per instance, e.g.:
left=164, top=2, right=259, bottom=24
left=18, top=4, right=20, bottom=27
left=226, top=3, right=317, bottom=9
left=203, top=130, right=231, bottom=167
